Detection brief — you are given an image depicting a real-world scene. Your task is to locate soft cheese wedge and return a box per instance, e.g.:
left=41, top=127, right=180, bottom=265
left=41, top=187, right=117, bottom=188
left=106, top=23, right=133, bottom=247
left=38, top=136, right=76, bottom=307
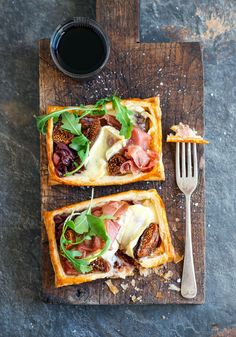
left=43, top=189, right=175, bottom=287
left=81, top=126, right=127, bottom=179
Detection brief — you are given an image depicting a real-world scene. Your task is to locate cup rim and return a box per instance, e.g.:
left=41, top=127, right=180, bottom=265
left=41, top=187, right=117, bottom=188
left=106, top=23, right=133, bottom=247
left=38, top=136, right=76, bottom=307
left=50, top=17, right=110, bottom=80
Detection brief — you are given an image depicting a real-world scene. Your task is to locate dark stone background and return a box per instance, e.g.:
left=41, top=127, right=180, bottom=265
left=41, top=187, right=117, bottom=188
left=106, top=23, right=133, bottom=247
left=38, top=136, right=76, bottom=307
left=0, top=0, right=235, bottom=336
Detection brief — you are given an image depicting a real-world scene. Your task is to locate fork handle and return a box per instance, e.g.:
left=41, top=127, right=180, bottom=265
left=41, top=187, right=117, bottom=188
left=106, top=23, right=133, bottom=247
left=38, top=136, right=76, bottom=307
left=181, top=194, right=197, bottom=298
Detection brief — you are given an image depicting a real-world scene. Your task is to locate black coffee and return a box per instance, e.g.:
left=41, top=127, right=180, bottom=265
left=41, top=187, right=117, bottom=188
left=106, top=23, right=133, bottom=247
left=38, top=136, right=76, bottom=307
left=56, top=26, right=107, bottom=75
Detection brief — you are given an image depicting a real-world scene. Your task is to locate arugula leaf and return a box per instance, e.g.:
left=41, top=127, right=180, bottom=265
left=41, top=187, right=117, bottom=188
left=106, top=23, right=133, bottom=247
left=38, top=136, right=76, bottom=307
left=68, top=250, right=82, bottom=258
left=61, top=112, right=82, bottom=135
left=36, top=107, right=81, bottom=134
left=87, top=214, right=112, bottom=239
left=35, top=95, right=116, bottom=135
left=59, top=200, right=112, bottom=274
left=76, top=262, right=93, bottom=274
left=94, top=95, right=115, bottom=108
left=69, top=134, right=89, bottom=150
left=64, top=141, right=90, bottom=177
left=73, top=211, right=89, bottom=234
left=36, top=94, right=134, bottom=140
left=36, top=94, right=135, bottom=179
left=66, top=220, right=76, bottom=231
left=112, top=96, right=134, bottom=139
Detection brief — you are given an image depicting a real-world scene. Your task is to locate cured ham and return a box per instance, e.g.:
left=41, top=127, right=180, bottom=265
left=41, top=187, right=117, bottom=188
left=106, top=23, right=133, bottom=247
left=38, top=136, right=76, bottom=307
left=125, top=145, right=150, bottom=168
left=102, top=201, right=129, bottom=218
left=105, top=219, right=121, bottom=246
left=120, top=160, right=139, bottom=174
left=118, top=127, right=158, bottom=174
left=129, top=127, right=152, bottom=150
left=91, top=201, right=129, bottom=248
left=60, top=257, right=78, bottom=275
left=76, top=236, right=105, bottom=258
left=122, top=144, right=158, bottom=173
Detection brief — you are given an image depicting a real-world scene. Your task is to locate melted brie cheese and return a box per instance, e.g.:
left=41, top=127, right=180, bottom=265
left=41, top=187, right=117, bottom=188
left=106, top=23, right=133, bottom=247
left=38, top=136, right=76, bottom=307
left=117, top=203, right=158, bottom=258
left=106, top=138, right=127, bottom=160
left=81, top=126, right=126, bottom=178
left=102, top=239, right=119, bottom=265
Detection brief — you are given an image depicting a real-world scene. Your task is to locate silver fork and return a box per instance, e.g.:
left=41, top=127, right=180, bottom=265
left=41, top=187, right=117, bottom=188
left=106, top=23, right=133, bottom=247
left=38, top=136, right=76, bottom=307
left=176, top=142, right=198, bottom=299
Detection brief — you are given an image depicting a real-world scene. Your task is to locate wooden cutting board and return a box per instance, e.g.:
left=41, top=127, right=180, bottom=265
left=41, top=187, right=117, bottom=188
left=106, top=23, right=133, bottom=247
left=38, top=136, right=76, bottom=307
left=39, top=0, right=205, bottom=304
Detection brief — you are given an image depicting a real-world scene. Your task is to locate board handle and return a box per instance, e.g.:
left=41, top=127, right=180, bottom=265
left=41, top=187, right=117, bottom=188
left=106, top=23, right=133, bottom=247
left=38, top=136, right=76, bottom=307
left=96, top=0, right=140, bottom=47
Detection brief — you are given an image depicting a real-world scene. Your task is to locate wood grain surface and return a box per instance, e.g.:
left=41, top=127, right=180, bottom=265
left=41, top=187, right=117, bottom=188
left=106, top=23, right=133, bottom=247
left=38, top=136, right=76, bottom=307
left=40, top=0, right=205, bottom=304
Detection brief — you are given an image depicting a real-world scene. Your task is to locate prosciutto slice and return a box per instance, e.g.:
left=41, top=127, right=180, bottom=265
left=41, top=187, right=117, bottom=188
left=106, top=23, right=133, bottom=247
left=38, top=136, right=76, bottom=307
left=125, top=145, right=150, bottom=168
left=117, top=126, right=158, bottom=173
left=128, top=127, right=152, bottom=150
left=102, top=201, right=129, bottom=247
left=102, top=201, right=129, bottom=218
left=105, top=220, right=121, bottom=247
left=123, top=145, right=158, bottom=172
left=61, top=257, right=78, bottom=275
left=120, top=160, right=139, bottom=174
left=76, top=237, right=105, bottom=258
left=91, top=201, right=129, bottom=248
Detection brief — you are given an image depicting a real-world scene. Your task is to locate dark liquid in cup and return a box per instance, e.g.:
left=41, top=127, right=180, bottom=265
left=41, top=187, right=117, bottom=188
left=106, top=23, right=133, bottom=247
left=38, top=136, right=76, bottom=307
left=56, top=26, right=107, bottom=75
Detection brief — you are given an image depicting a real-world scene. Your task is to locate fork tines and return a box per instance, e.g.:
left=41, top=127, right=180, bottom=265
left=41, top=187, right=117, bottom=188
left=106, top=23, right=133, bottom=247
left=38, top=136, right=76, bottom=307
left=176, top=142, right=198, bottom=179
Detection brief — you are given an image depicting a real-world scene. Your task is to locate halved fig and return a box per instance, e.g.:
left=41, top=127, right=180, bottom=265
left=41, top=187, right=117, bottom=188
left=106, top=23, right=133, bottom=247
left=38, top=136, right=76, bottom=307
left=81, top=117, right=101, bottom=143
left=53, top=123, right=74, bottom=144
left=134, top=223, right=160, bottom=259
left=114, top=250, right=136, bottom=270
left=64, top=229, right=76, bottom=250
left=108, top=154, right=126, bottom=176
left=90, top=257, right=110, bottom=272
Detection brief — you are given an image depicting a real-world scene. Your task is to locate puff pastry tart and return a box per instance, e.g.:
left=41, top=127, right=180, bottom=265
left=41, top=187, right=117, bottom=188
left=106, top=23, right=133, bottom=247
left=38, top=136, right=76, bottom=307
left=167, top=122, right=209, bottom=144
left=36, top=95, right=164, bottom=186
left=43, top=189, right=175, bottom=287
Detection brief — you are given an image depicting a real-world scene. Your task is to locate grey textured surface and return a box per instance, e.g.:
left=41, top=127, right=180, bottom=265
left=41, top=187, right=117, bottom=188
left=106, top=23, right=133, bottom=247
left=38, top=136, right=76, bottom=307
left=0, top=0, right=235, bottom=336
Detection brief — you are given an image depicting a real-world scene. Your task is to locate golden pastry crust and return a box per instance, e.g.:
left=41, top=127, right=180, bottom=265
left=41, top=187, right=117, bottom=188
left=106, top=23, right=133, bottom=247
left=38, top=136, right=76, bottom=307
left=46, top=97, right=164, bottom=186
left=43, top=189, right=175, bottom=288
left=167, top=135, right=209, bottom=144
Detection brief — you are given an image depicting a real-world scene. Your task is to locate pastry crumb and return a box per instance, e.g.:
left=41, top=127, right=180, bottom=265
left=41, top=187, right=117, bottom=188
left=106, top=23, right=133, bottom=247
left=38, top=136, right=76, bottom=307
left=131, top=279, right=136, bottom=287
left=168, top=284, right=181, bottom=292
left=177, top=278, right=181, bottom=283
left=105, top=279, right=119, bottom=295
left=134, top=286, right=142, bottom=291
left=130, top=294, right=142, bottom=303
left=172, top=223, right=178, bottom=232
left=163, top=270, right=173, bottom=281
left=156, top=291, right=164, bottom=299
left=120, top=282, right=129, bottom=291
